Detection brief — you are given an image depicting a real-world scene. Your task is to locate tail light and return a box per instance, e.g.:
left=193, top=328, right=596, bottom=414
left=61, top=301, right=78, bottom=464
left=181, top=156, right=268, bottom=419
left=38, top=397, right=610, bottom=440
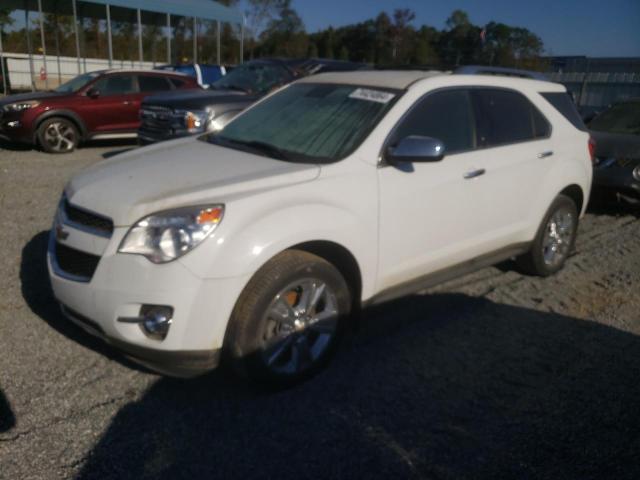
left=588, top=136, right=596, bottom=164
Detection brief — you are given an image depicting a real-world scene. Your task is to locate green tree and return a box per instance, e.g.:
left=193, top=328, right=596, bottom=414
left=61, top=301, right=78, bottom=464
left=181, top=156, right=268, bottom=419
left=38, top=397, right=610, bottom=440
left=413, top=26, right=440, bottom=65
left=260, top=0, right=306, bottom=57
left=307, top=42, right=318, bottom=58
left=390, top=8, right=415, bottom=63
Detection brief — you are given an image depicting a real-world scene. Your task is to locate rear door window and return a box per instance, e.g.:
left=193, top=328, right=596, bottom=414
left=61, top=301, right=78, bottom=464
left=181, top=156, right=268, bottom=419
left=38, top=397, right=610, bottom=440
left=93, top=75, right=137, bottom=96
left=472, top=89, right=550, bottom=147
left=138, top=75, right=173, bottom=93
left=391, top=89, right=475, bottom=154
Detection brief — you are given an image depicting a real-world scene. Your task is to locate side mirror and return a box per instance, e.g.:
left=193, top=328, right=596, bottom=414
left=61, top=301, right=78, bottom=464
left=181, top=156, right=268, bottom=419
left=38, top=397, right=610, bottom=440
left=86, top=88, right=100, bottom=99
left=386, top=135, right=446, bottom=163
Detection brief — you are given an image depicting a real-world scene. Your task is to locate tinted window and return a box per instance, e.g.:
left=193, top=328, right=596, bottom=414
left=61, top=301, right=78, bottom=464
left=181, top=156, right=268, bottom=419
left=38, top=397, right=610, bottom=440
left=169, top=78, right=186, bottom=88
left=212, top=63, right=293, bottom=94
left=391, top=90, right=474, bottom=154
left=93, top=75, right=136, bottom=96
left=473, top=89, right=550, bottom=147
left=138, top=75, right=172, bottom=93
left=541, top=92, right=587, bottom=132
left=54, top=72, right=99, bottom=93
left=588, top=102, right=640, bottom=136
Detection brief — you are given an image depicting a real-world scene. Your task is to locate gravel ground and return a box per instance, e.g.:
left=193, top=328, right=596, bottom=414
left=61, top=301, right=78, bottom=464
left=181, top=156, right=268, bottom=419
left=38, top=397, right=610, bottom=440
left=1, top=141, right=639, bottom=480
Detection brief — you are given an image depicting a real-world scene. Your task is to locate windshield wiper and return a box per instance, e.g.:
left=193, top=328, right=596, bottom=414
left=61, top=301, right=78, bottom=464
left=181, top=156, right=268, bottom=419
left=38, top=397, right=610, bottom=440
left=211, top=136, right=291, bottom=161
left=243, top=140, right=291, bottom=160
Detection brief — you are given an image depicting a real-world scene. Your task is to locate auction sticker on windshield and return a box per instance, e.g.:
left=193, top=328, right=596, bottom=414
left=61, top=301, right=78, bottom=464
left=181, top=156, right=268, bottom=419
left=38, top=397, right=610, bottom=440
left=349, top=88, right=396, bottom=104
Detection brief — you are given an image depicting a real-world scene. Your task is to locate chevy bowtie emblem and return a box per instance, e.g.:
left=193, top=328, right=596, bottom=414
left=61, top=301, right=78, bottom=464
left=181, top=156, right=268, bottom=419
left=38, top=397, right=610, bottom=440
left=55, top=223, right=69, bottom=241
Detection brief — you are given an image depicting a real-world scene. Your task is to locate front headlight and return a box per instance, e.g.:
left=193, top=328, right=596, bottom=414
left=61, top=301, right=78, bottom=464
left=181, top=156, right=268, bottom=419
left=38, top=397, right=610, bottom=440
left=633, top=164, right=640, bottom=181
left=3, top=100, right=40, bottom=112
left=175, top=109, right=214, bottom=132
left=118, top=205, right=224, bottom=264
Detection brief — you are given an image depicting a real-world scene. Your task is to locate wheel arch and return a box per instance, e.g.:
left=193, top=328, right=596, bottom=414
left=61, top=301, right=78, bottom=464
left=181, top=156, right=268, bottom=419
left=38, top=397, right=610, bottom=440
left=559, top=184, right=585, bottom=216
left=291, top=240, right=363, bottom=311
left=33, top=110, right=88, bottom=143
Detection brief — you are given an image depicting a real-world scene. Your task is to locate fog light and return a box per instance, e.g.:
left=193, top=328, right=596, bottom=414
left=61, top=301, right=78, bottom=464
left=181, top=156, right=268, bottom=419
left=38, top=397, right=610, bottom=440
left=7, top=121, right=21, bottom=128
left=140, top=305, right=173, bottom=341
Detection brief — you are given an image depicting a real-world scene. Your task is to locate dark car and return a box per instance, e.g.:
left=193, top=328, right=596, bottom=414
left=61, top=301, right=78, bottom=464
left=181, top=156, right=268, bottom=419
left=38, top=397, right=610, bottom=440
left=0, top=69, right=199, bottom=153
left=589, top=99, right=640, bottom=206
left=138, top=58, right=367, bottom=145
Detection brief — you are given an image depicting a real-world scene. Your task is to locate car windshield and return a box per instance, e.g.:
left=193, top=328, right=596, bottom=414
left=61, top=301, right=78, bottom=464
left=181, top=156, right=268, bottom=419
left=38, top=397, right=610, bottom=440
left=54, top=72, right=100, bottom=93
left=204, top=83, right=400, bottom=163
left=589, top=102, right=640, bottom=136
left=211, top=63, right=292, bottom=94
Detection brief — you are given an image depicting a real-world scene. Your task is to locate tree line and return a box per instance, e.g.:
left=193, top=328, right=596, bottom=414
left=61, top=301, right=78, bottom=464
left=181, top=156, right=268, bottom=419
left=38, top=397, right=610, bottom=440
left=245, top=1, right=547, bottom=70
left=1, top=1, right=548, bottom=70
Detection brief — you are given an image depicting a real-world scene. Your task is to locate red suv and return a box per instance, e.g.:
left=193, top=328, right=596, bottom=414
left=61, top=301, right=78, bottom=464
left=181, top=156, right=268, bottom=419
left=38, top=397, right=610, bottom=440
left=0, top=69, right=199, bottom=153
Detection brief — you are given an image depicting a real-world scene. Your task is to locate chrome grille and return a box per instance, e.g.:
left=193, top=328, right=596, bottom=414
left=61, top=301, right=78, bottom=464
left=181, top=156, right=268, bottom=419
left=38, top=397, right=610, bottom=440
left=140, top=106, right=174, bottom=134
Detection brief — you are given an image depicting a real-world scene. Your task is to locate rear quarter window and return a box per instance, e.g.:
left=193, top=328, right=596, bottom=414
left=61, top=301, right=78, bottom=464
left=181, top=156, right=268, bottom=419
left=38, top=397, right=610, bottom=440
left=540, top=92, right=587, bottom=132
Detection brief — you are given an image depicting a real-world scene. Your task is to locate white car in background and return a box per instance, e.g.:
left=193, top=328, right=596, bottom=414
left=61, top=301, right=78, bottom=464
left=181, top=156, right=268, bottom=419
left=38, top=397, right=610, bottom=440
left=48, top=68, right=592, bottom=384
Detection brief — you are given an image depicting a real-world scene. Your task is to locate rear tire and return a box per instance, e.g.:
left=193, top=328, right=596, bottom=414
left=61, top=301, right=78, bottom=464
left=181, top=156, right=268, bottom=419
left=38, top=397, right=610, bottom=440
left=37, top=117, right=79, bottom=154
left=224, top=250, right=351, bottom=386
left=517, top=194, right=578, bottom=276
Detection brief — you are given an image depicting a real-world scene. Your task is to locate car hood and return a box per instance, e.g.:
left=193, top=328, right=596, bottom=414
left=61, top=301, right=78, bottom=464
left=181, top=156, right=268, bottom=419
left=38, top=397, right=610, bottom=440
left=591, top=130, right=640, bottom=160
left=65, top=137, right=320, bottom=226
left=0, top=91, right=67, bottom=106
left=142, top=88, right=260, bottom=110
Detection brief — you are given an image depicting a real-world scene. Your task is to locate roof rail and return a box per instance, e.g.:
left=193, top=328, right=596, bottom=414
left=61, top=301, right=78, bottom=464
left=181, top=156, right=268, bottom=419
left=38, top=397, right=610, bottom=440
left=454, top=65, right=549, bottom=81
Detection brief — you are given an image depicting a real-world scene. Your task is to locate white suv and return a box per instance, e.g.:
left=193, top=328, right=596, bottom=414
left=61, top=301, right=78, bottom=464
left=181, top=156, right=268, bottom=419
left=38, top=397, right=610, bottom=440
left=48, top=69, right=592, bottom=383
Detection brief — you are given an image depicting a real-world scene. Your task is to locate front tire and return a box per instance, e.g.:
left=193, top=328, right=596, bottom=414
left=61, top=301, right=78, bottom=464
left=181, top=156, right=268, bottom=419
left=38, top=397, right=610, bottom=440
left=37, top=117, right=79, bottom=154
left=225, top=250, right=351, bottom=385
left=517, top=194, right=578, bottom=276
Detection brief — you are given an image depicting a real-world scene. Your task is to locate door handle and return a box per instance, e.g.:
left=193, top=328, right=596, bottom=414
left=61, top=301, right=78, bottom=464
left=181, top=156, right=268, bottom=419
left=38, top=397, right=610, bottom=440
left=463, top=168, right=486, bottom=179
left=537, top=151, right=554, bottom=159
left=123, top=100, right=132, bottom=105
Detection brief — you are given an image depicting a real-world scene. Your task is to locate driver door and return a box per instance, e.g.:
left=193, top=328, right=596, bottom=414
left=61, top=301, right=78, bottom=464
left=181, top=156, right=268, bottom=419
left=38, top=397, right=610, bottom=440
left=376, top=89, right=487, bottom=291
left=78, top=73, right=139, bottom=133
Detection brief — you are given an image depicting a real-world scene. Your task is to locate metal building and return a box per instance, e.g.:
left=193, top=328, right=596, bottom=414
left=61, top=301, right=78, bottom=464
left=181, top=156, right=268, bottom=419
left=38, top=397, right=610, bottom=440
left=547, top=56, right=640, bottom=115
left=0, top=0, right=244, bottom=93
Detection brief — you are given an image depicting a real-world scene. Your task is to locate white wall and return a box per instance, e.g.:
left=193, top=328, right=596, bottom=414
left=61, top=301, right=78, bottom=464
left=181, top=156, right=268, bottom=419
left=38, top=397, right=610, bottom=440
left=2, top=52, right=157, bottom=90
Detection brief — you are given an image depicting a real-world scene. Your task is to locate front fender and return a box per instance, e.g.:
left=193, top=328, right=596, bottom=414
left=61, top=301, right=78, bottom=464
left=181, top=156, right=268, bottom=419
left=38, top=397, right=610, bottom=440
left=178, top=202, right=377, bottom=300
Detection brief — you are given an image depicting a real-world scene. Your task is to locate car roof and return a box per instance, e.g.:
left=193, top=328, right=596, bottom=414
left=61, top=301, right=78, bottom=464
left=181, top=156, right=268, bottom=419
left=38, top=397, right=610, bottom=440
left=297, top=70, right=446, bottom=89
left=298, top=70, right=564, bottom=92
left=94, top=68, right=191, bottom=77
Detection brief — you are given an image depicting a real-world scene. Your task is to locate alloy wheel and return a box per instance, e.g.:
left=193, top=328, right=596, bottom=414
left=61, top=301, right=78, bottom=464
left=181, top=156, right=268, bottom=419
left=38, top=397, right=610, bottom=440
left=43, top=121, right=77, bottom=152
left=542, top=206, right=575, bottom=267
left=260, top=278, right=339, bottom=375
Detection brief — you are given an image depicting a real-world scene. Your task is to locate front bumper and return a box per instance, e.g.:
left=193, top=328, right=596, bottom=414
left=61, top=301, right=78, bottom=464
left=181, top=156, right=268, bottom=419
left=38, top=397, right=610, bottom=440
left=0, top=116, right=32, bottom=143
left=47, top=227, right=250, bottom=377
left=137, top=127, right=201, bottom=146
left=137, top=129, right=190, bottom=146
left=60, top=304, right=221, bottom=377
